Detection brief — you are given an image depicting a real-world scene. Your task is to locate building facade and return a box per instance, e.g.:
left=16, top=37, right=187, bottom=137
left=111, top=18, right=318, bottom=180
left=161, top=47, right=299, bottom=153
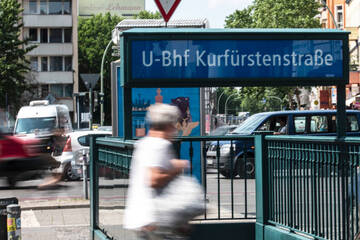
left=21, top=0, right=78, bottom=118
left=317, top=0, right=360, bottom=109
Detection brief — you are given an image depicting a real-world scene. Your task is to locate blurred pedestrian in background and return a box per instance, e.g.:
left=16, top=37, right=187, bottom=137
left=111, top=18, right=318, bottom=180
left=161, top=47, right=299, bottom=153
left=124, top=103, right=190, bottom=239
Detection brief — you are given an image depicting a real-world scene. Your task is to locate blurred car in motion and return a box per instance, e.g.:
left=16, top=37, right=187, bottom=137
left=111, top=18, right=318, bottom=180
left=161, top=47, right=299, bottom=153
left=54, top=130, right=112, bottom=180
left=0, top=129, right=59, bottom=187
left=14, top=100, right=72, bottom=154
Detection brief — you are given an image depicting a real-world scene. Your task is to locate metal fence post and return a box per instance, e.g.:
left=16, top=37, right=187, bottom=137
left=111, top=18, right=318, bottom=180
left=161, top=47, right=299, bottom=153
left=255, top=134, right=268, bottom=240
left=82, top=149, right=89, bottom=200
left=0, top=198, right=18, bottom=240
left=90, top=136, right=99, bottom=239
left=7, top=204, right=21, bottom=240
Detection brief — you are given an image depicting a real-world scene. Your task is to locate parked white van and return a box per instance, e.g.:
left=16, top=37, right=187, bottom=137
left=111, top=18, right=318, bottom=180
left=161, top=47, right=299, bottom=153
left=14, top=100, right=72, bottom=137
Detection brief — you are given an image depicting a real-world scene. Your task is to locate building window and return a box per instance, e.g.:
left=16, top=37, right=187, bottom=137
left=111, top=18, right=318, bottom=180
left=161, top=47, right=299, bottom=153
left=29, top=28, right=38, bottom=42
left=41, top=57, right=48, bottom=72
left=49, top=84, right=73, bottom=98
left=49, top=29, right=62, bottom=43
left=63, top=0, right=71, bottom=14
left=40, top=29, right=48, bottom=43
left=40, top=0, right=48, bottom=14
left=64, top=84, right=73, bottom=97
left=50, top=56, right=63, bottom=71
left=64, top=56, right=72, bottom=71
left=30, top=57, right=38, bottom=71
left=41, top=85, right=49, bottom=98
left=29, top=0, right=38, bottom=14
left=64, top=29, right=72, bottom=43
left=336, top=5, right=344, bottom=28
left=50, top=84, right=63, bottom=97
left=49, top=0, right=63, bottom=14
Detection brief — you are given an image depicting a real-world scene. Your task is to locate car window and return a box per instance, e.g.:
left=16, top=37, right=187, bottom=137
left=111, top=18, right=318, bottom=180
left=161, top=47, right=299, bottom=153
left=77, top=136, right=89, bottom=146
left=294, top=116, right=306, bottom=133
left=257, top=119, right=271, bottom=131
left=310, top=115, right=329, bottom=133
left=347, top=115, right=359, bottom=132
left=330, top=115, right=359, bottom=132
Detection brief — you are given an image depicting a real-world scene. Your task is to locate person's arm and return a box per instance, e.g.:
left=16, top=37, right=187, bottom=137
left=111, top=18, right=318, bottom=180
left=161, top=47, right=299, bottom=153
left=148, top=159, right=188, bottom=188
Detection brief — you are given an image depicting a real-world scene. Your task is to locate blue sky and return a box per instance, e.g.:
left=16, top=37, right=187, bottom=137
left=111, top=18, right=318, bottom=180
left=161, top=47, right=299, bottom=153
left=145, top=0, right=253, bottom=28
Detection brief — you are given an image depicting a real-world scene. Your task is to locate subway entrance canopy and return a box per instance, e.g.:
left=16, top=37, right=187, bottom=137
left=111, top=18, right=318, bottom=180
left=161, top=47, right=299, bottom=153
left=119, top=28, right=349, bottom=139
left=120, top=28, right=349, bottom=88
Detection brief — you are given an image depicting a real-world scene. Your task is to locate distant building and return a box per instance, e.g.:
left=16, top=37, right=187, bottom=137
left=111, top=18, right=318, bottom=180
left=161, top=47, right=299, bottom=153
left=20, top=0, right=79, bottom=119
left=316, top=0, right=360, bottom=109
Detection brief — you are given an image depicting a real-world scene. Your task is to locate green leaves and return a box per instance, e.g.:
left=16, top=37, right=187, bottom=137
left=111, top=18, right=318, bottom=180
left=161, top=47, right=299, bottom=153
left=0, top=0, right=35, bottom=111
left=135, top=10, right=161, bottom=19
left=224, top=0, right=321, bottom=111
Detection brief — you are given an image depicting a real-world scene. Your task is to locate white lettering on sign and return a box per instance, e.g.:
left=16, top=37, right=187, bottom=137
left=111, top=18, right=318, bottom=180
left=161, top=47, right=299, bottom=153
left=141, top=49, right=335, bottom=68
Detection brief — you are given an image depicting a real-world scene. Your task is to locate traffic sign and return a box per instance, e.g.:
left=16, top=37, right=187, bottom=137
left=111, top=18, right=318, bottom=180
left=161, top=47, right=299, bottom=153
left=80, top=74, right=100, bottom=89
left=154, top=0, right=181, bottom=22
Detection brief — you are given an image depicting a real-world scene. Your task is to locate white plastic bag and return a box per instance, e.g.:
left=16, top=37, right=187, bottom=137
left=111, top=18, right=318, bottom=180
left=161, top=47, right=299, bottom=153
left=153, top=175, right=205, bottom=227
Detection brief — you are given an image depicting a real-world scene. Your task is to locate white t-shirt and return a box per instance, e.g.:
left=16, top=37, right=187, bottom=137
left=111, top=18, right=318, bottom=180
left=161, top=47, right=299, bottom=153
left=123, top=136, right=175, bottom=230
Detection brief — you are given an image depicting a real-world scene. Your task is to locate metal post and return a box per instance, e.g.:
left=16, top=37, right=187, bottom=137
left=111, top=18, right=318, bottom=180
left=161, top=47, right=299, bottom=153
left=336, top=84, right=346, bottom=139
left=321, top=0, right=338, bottom=29
left=89, top=88, right=93, bottom=130
left=76, top=95, right=80, bottom=130
left=216, top=90, right=225, bottom=114
left=82, top=150, right=88, bottom=199
left=100, top=40, right=113, bottom=126
left=7, top=204, right=21, bottom=240
left=225, top=93, right=236, bottom=115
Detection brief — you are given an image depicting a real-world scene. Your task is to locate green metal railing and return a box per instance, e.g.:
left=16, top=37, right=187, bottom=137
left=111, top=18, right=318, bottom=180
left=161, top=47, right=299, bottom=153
left=90, top=135, right=257, bottom=240
left=258, top=135, right=360, bottom=240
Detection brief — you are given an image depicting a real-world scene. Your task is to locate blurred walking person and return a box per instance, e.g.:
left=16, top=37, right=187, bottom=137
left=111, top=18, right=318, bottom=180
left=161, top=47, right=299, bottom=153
left=124, top=103, right=190, bottom=239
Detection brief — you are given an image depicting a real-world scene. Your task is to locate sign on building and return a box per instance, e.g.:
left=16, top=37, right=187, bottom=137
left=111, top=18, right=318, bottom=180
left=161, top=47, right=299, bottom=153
left=79, top=0, right=145, bottom=16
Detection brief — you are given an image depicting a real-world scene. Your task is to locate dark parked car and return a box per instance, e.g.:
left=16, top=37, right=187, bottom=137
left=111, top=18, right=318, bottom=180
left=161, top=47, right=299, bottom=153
left=207, top=110, right=360, bottom=178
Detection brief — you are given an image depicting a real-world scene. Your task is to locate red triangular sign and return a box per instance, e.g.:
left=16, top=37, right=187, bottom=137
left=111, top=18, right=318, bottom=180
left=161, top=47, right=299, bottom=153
left=154, top=0, right=182, bottom=22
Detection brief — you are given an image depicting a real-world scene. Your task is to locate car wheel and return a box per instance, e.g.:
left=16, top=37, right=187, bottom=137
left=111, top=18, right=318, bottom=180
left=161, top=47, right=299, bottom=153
left=219, top=167, right=238, bottom=179
left=64, top=163, right=79, bottom=181
left=238, top=156, right=255, bottom=179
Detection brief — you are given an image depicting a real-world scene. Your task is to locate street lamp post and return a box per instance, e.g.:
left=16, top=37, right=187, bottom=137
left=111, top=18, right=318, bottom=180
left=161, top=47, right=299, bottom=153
left=100, top=40, right=113, bottom=126
left=225, top=93, right=237, bottom=115
left=321, top=0, right=338, bottom=29
left=266, top=96, right=283, bottom=110
left=216, top=91, right=226, bottom=114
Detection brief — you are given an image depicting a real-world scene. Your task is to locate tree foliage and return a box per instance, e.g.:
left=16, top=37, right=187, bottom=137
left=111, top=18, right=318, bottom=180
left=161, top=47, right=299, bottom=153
left=77, top=11, right=161, bottom=124
left=78, top=13, right=124, bottom=124
left=224, top=0, right=321, bottom=112
left=135, top=10, right=161, bottom=19
left=0, top=0, right=35, bottom=111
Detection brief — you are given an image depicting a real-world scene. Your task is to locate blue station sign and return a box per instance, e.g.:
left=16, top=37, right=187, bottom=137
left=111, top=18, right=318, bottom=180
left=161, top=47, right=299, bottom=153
left=122, top=29, right=349, bottom=87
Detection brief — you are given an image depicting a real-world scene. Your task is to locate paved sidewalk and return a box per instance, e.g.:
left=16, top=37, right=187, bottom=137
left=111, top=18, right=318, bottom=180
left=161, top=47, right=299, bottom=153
left=20, top=198, right=124, bottom=240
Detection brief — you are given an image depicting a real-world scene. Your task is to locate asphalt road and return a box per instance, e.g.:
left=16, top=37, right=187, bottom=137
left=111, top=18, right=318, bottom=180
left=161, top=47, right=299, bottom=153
left=0, top=170, right=256, bottom=219
left=0, top=177, right=85, bottom=201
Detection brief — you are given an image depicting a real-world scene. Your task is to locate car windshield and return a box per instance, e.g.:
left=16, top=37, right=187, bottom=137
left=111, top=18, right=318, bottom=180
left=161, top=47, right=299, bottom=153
left=15, top=117, right=56, bottom=134
left=210, top=126, right=233, bottom=136
left=231, top=113, right=268, bottom=134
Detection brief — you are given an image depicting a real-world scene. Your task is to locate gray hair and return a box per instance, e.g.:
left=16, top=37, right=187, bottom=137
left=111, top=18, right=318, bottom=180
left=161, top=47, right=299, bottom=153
left=146, top=103, right=180, bottom=130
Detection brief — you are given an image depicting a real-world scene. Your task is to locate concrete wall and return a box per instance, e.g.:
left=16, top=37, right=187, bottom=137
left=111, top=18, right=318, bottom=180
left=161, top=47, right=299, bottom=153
left=32, top=72, right=73, bottom=84
left=23, top=15, right=72, bottom=27
left=27, top=43, right=73, bottom=56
